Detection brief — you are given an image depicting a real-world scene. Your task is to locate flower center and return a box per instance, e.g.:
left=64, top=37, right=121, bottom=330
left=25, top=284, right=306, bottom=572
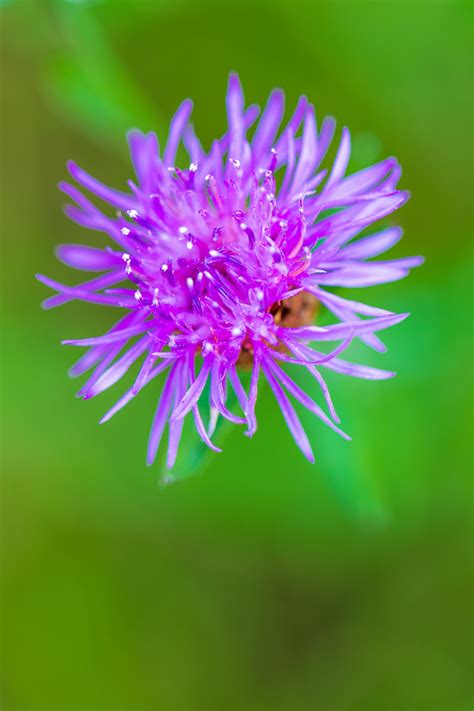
left=237, top=291, right=318, bottom=367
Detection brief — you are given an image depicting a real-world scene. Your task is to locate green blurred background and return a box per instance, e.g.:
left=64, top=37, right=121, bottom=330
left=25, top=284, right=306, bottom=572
left=1, top=1, right=472, bottom=709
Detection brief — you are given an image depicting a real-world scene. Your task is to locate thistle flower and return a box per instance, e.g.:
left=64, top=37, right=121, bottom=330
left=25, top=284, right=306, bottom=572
left=37, top=74, right=423, bottom=468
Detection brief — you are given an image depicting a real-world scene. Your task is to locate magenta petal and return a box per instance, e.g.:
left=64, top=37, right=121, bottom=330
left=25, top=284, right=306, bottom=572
left=290, top=105, right=318, bottom=197
left=251, top=89, right=285, bottom=165
left=329, top=157, right=398, bottom=201
left=100, top=360, right=170, bottom=424
left=41, top=270, right=125, bottom=309
left=36, top=273, right=133, bottom=308
left=210, top=361, right=246, bottom=425
left=68, top=312, right=142, bottom=377
left=315, top=265, right=410, bottom=287
left=86, top=335, right=152, bottom=399
left=265, top=357, right=351, bottom=440
left=276, top=95, right=308, bottom=150
left=326, top=126, right=351, bottom=189
left=166, top=359, right=188, bottom=469
left=192, top=403, right=222, bottom=453
left=147, top=364, right=178, bottom=466
left=226, top=73, right=245, bottom=135
left=127, top=130, right=159, bottom=192
left=283, top=312, right=410, bottom=342
left=321, top=357, right=395, bottom=380
left=171, top=356, right=213, bottom=421
left=63, top=320, right=150, bottom=347
left=244, top=353, right=260, bottom=437
left=261, top=359, right=315, bottom=463
left=56, top=244, right=122, bottom=272
left=163, top=99, right=193, bottom=167
left=67, top=161, right=135, bottom=211
left=339, top=226, right=403, bottom=260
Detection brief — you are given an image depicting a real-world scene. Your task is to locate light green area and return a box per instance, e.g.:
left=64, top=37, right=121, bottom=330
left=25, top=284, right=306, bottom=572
left=0, top=1, right=472, bottom=709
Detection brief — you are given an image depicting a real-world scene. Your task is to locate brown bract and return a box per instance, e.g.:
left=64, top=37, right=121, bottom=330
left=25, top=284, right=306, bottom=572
left=237, top=292, right=319, bottom=368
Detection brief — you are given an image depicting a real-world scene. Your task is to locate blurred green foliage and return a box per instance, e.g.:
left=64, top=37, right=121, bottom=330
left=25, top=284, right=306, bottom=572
left=0, top=1, right=472, bottom=710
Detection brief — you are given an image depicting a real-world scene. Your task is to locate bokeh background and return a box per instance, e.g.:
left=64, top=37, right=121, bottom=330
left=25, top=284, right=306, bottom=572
left=1, top=1, right=472, bottom=709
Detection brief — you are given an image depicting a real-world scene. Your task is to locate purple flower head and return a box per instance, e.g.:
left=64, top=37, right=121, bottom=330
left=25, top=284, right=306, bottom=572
left=38, top=74, right=423, bottom=469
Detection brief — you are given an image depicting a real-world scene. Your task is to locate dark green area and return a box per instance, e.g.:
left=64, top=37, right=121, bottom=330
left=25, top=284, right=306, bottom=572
left=0, top=1, right=472, bottom=709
